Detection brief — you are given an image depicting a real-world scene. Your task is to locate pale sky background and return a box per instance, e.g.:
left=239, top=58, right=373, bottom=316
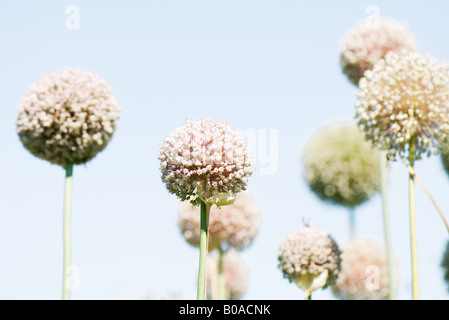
left=1, top=0, right=449, bottom=300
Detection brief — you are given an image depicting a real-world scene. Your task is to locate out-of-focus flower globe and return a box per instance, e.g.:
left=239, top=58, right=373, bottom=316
left=178, top=190, right=261, bottom=251
left=356, top=51, right=449, bottom=162
left=331, top=238, right=399, bottom=300
left=340, top=17, right=417, bottom=86
left=159, top=118, right=253, bottom=207
left=207, top=250, right=250, bottom=300
left=16, top=68, right=121, bottom=167
left=277, top=225, right=341, bottom=298
left=302, top=122, right=380, bottom=208
left=442, top=240, right=449, bottom=292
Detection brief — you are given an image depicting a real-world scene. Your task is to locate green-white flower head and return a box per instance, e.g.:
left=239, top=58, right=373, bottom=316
left=178, top=190, right=261, bottom=251
left=340, top=17, right=417, bottom=86
left=159, top=118, right=253, bottom=206
left=302, top=122, right=380, bottom=208
left=16, top=68, right=121, bottom=167
left=331, top=238, right=399, bottom=300
left=356, top=51, right=449, bottom=162
left=207, top=249, right=250, bottom=300
left=277, top=226, right=341, bottom=297
left=442, top=240, right=449, bottom=292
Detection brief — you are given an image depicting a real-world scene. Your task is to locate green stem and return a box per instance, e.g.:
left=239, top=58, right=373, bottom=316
left=62, top=163, right=74, bottom=300
left=217, top=246, right=228, bottom=300
left=305, top=291, right=312, bottom=300
left=379, top=151, right=395, bottom=300
left=408, top=140, right=419, bottom=300
left=348, top=208, right=356, bottom=240
left=197, top=201, right=211, bottom=300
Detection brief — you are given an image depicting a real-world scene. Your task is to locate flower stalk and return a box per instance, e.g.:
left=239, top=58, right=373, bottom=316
left=379, top=151, right=395, bottom=300
left=408, top=138, right=419, bottom=300
left=197, top=201, right=211, bottom=300
left=62, top=163, right=73, bottom=300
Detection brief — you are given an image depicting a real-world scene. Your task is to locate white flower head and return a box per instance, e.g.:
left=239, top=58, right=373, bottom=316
left=340, top=17, right=417, bottom=85
left=302, top=122, right=380, bottom=208
left=331, top=238, right=399, bottom=300
left=159, top=118, right=253, bottom=206
left=355, top=51, right=449, bottom=162
left=17, top=68, right=121, bottom=167
left=278, top=226, right=341, bottom=297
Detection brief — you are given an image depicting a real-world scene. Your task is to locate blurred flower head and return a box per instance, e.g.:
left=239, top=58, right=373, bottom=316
left=441, top=240, right=449, bottom=292
left=277, top=225, right=341, bottom=297
left=331, top=238, right=398, bottom=300
left=16, top=68, right=121, bottom=167
left=207, top=249, right=250, bottom=300
left=159, top=118, right=253, bottom=206
left=302, top=122, right=380, bottom=208
left=340, top=17, right=417, bottom=86
left=178, top=190, right=261, bottom=251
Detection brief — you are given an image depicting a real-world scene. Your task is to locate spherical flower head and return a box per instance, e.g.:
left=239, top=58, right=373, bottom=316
left=207, top=249, right=250, bottom=300
left=340, top=17, right=417, bottom=86
left=440, top=145, right=449, bottom=178
left=302, top=122, right=380, bottom=208
left=16, top=68, right=121, bottom=167
left=356, top=51, right=449, bottom=162
left=178, top=190, right=261, bottom=251
left=331, top=238, right=398, bottom=300
left=441, top=240, right=449, bottom=292
left=277, top=226, right=341, bottom=297
left=159, top=118, right=253, bottom=206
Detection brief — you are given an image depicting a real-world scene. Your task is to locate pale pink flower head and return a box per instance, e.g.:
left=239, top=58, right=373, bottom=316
left=159, top=118, right=253, bottom=206
left=16, top=68, right=121, bottom=167
left=278, top=226, right=341, bottom=297
left=331, top=238, right=399, bottom=300
left=340, top=18, right=417, bottom=86
left=178, top=190, right=261, bottom=251
left=207, top=250, right=250, bottom=300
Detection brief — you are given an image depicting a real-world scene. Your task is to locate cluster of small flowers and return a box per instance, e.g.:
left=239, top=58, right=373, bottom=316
left=331, top=238, right=397, bottom=300
left=302, top=122, right=380, bottom=208
left=17, top=68, right=121, bottom=167
left=277, top=226, right=341, bottom=293
left=340, top=18, right=417, bottom=85
left=355, top=51, right=449, bottom=162
left=159, top=118, right=254, bottom=206
left=178, top=190, right=261, bottom=251
left=207, top=250, right=250, bottom=300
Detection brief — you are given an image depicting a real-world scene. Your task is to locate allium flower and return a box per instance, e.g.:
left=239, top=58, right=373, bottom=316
left=302, top=122, right=380, bottom=208
left=17, top=68, right=120, bottom=167
left=340, top=18, right=417, bottom=85
left=440, top=147, right=449, bottom=177
left=207, top=250, right=250, bottom=300
left=356, top=51, right=449, bottom=162
left=159, top=118, right=253, bottom=206
left=442, top=240, right=449, bottom=292
left=331, top=238, right=398, bottom=300
left=178, top=190, right=261, bottom=251
left=277, top=226, right=341, bottom=298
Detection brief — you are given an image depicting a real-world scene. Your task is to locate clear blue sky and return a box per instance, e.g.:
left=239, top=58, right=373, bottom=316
left=1, top=0, right=449, bottom=300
